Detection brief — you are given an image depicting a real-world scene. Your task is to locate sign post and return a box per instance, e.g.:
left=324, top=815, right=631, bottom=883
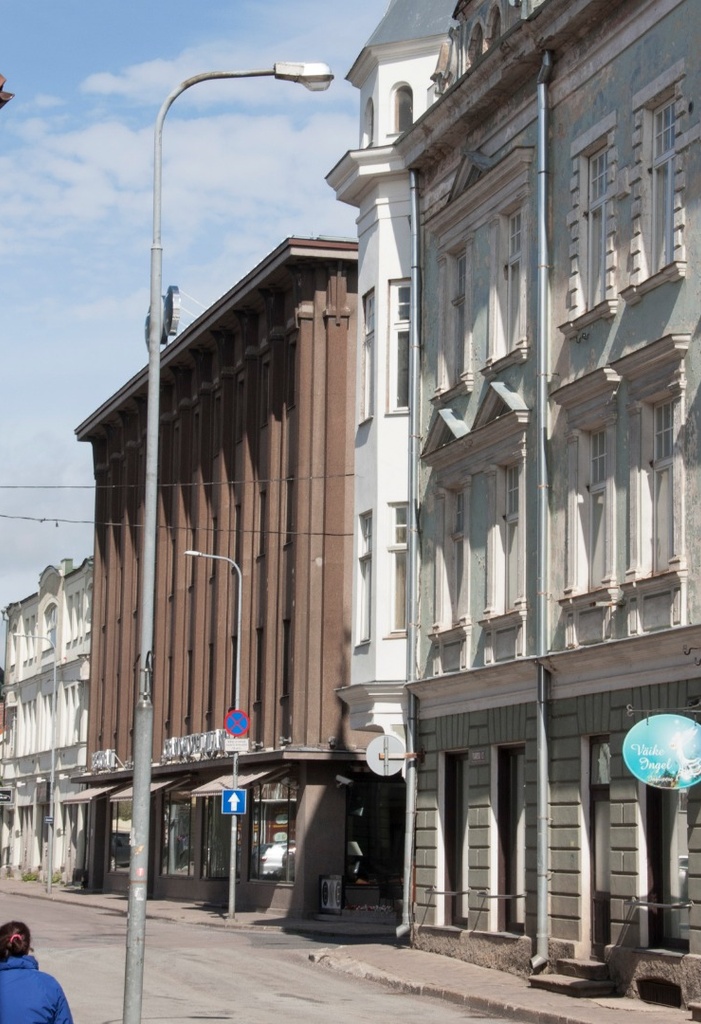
left=224, top=706, right=249, bottom=920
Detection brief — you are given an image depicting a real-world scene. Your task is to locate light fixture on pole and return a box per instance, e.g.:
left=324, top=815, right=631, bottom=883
left=185, top=550, right=242, bottom=920
left=123, top=61, right=332, bottom=1024
left=14, top=632, right=57, bottom=897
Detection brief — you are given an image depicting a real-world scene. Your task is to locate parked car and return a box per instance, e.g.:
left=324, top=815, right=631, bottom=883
left=260, top=841, right=295, bottom=880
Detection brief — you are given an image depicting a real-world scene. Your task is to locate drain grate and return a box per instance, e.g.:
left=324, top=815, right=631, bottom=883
left=637, top=977, right=682, bottom=1007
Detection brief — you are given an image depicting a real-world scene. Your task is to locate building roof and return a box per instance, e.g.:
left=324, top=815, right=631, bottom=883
left=364, top=0, right=456, bottom=47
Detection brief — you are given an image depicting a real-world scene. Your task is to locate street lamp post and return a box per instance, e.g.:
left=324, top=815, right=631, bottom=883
left=14, top=632, right=57, bottom=896
left=185, top=551, right=241, bottom=920
left=124, top=61, right=332, bottom=1024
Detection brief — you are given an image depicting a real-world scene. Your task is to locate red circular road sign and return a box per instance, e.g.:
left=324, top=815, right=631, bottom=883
left=224, top=708, right=249, bottom=736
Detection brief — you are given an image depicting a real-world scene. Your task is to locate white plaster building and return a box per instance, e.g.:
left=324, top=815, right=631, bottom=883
left=327, top=0, right=456, bottom=736
left=2, top=558, right=92, bottom=882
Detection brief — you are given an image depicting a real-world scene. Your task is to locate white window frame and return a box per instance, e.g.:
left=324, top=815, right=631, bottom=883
left=389, top=280, right=411, bottom=412
left=431, top=148, right=534, bottom=393
left=552, top=367, right=619, bottom=603
left=489, top=203, right=529, bottom=367
left=653, top=399, right=674, bottom=572
left=624, top=61, right=688, bottom=303
left=561, top=112, right=618, bottom=334
left=357, top=511, right=373, bottom=644
left=388, top=504, right=408, bottom=634
left=652, top=98, right=677, bottom=274
left=360, top=290, right=375, bottom=422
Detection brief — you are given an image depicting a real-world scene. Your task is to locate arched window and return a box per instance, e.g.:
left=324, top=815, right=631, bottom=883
left=486, top=5, right=502, bottom=48
left=468, top=24, right=484, bottom=67
left=394, top=85, right=413, bottom=134
left=362, top=97, right=374, bottom=148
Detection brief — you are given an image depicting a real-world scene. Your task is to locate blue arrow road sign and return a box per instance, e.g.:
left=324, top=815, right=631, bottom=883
left=221, top=789, right=247, bottom=815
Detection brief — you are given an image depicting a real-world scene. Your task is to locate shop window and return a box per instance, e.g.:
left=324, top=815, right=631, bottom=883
left=646, top=787, right=689, bottom=950
left=201, top=796, right=230, bottom=879
left=162, top=791, right=194, bottom=876
left=249, top=777, right=297, bottom=882
left=109, top=799, right=132, bottom=873
left=344, top=776, right=404, bottom=900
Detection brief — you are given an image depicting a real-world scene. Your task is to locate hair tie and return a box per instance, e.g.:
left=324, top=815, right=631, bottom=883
left=9, top=934, right=24, bottom=944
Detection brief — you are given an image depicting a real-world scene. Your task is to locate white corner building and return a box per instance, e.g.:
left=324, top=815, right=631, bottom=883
left=327, top=0, right=456, bottom=735
left=2, top=557, right=92, bottom=882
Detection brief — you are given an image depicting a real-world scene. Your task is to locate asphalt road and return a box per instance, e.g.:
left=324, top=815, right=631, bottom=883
left=0, top=894, right=518, bottom=1023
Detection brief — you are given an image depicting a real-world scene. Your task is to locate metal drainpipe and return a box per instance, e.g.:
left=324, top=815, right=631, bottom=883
left=534, top=49, right=553, bottom=972
left=397, top=167, right=421, bottom=939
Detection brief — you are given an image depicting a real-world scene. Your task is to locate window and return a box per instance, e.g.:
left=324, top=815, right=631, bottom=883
left=362, top=97, right=374, bottom=148
left=562, top=115, right=618, bottom=331
left=552, top=366, right=619, bottom=609
left=504, top=465, right=519, bottom=611
left=389, top=505, right=407, bottom=633
left=653, top=400, right=674, bottom=571
left=285, top=476, right=295, bottom=545
left=162, top=792, right=194, bottom=876
left=361, top=291, right=375, bottom=421
left=110, top=799, right=132, bottom=873
left=249, top=777, right=297, bottom=882
left=505, top=212, right=523, bottom=353
left=588, top=430, right=607, bottom=589
left=490, top=206, right=528, bottom=363
left=652, top=99, right=676, bottom=273
left=497, top=746, right=526, bottom=933
left=390, top=281, right=410, bottom=411
left=646, top=787, right=689, bottom=950
left=624, top=63, right=688, bottom=302
left=394, top=85, right=413, bottom=134
left=449, top=490, right=466, bottom=623
left=259, top=360, right=270, bottom=426
left=201, top=796, right=230, bottom=879
left=613, top=333, right=688, bottom=584
left=258, top=489, right=267, bottom=557
left=285, top=336, right=297, bottom=408
left=589, top=737, right=611, bottom=954
left=453, top=254, right=467, bottom=379
left=587, top=148, right=608, bottom=308
left=444, top=753, right=470, bottom=925
left=358, top=512, right=373, bottom=643
left=467, top=24, right=484, bottom=67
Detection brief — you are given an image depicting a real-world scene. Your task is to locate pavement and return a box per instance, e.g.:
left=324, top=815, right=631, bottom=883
left=0, top=878, right=692, bottom=1024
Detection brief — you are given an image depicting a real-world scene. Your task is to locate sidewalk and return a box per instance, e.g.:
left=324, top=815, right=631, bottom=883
left=0, top=878, right=691, bottom=1024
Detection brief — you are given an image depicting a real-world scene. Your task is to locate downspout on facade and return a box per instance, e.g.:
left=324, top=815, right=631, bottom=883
left=398, top=167, right=422, bottom=938
left=534, top=49, right=553, bottom=971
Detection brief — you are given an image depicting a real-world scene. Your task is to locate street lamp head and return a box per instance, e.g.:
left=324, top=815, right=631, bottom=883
left=273, top=62, right=333, bottom=91
left=184, top=549, right=203, bottom=558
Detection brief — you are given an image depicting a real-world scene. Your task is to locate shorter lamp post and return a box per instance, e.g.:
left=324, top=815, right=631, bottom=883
left=185, top=550, right=242, bottom=919
left=14, top=632, right=57, bottom=896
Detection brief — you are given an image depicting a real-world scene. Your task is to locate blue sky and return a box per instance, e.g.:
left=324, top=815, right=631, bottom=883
left=0, top=0, right=382, bottom=631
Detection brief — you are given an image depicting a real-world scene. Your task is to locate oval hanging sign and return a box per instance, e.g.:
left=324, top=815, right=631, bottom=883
left=623, top=714, right=701, bottom=789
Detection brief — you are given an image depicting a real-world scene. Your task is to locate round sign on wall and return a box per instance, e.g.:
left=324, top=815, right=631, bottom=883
left=622, top=714, right=701, bottom=789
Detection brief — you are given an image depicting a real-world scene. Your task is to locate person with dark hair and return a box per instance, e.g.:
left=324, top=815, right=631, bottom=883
left=0, top=920, right=74, bottom=1024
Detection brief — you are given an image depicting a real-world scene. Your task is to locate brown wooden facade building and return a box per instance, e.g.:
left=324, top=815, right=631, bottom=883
left=74, top=237, right=376, bottom=914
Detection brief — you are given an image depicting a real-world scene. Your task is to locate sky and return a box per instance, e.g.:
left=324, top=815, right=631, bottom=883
left=0, top=0, right=384, bottom=650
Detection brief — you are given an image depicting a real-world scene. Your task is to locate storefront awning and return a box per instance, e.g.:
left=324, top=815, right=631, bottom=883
left=63, top=785, right=120, bottom=805
left=191, top=767, right=289, bottom=798
left=109, top=778, right=179, bottom=802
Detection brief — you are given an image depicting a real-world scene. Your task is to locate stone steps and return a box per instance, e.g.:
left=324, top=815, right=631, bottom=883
left=529, top=957, right=618, bottom=1000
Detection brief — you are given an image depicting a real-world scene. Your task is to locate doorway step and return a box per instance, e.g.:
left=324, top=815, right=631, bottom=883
left=529, top=958, right=617, bottom=998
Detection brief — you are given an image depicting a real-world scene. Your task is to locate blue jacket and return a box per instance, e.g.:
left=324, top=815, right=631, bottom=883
left=0, top=954, right=74, bottom=1024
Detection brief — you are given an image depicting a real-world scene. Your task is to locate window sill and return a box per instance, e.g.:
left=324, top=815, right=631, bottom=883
left=481, top=342, right=529, bottom=378
left=559, top=299, right=619, bottom=339
left=432, top=373, right=474, bottom=405
left=621, top=261, right=687, bottom=306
